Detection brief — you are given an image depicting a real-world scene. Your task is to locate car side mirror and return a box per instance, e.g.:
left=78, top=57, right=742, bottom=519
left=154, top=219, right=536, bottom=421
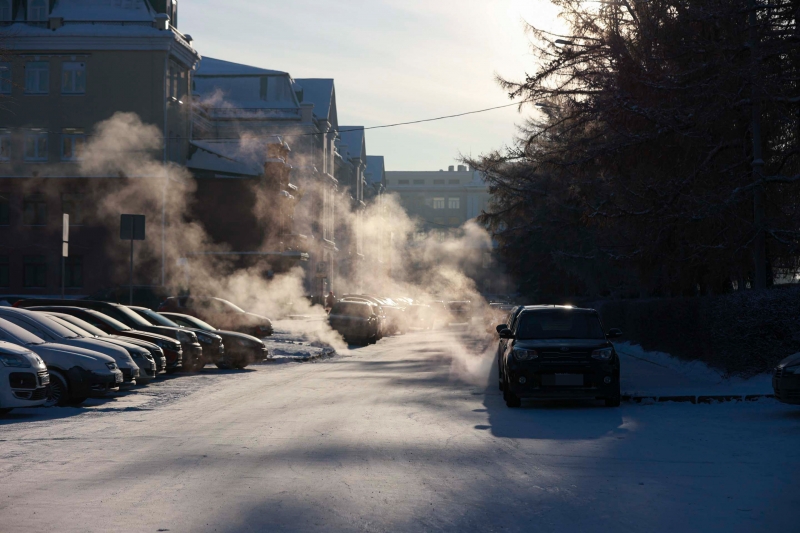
left=498, top=328, right=514, bottom=339
left=495, top=324, right=507, bottom=334
left=607, top=328, right=623, bottom=339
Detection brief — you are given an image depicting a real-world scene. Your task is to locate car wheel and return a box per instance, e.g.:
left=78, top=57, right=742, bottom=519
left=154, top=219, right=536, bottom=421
left=369, top=335, right=377, bottom=345
left=45, top=371, right=69, bottom=407
left=505, top=391, right=521, bottom=408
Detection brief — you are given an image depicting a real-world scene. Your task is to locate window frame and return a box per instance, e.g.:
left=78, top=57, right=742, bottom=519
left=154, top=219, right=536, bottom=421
left=61, top=192, right=84, bottom=225
left=22, top=194, right=47, bottom=226
left=24, top=61, right=49, bottom=94
left=28, top=0, right=49, bottom=21
left=448, top=197, right=460, bottom=210
left=432, top=197, right=445, bottom=210
left=24, top=131, right=48, bottom=162
left=61, top=130, right=85, bottom=161
left=0, top=0, right=12, bottom=22
left=22, top=255, right=47, bottom=288
left=61, top=62, right=86, bottom=95
left=0, top=62, right=11, bottom=94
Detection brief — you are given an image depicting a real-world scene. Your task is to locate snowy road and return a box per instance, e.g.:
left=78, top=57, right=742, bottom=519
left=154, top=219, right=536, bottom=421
left=1, top=327, right=798, bottom=533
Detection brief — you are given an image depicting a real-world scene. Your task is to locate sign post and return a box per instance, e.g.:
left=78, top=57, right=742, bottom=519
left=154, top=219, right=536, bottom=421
left=120, top=214, right=146, bottom=305
left=61, top=214, right=69, bottom=299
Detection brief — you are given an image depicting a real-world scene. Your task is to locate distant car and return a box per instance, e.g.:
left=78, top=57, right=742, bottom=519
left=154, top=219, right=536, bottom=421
left=447, top=301, right=472, bottom=323
left=773, top=353, right=800, bottom=405
left=158, top=296, right=274, bottom=337
left=128, top=306, right=223, bottom=372
left=160, top=312, right=269, bottom=369
left=15, top=300, right=201, bottom=373
left=0, top=317, right=122, bottom=407
left=496, top=306, right=524, bottom=385
left=24, top=306, right=177, bottom=373
left=498, top=306, right=622, bottom=408
left=407, top=304, right=433, bottom=330
left=340, top=297, right=388, bottom=339
left=0, top=341, right=49, bottom=415
left=328, top=301, right=380, bottom=345
left=0, top=307, right=140, bottom=385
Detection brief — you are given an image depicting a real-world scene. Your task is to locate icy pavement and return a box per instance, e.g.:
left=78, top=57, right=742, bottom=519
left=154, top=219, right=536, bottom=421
left=0, top=329, right=797, bottom=533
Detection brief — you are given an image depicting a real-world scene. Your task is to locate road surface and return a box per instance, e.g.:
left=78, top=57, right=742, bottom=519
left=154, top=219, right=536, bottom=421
left=1, top=327, right=798, bottom=532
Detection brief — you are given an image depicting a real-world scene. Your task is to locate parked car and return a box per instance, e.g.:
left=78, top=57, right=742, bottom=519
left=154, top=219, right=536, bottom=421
left=0, top=341, right=49, bottom=414
left=158, top=296, right=274, bottom=337
left=0, top=317, right=122, bottom=407
left=24, top=306, right=176, bottom=373
left=160, top=312, right=269, bottom=369
left=773, top=353, right=800, bottom=405
left=15, top=300, right=201, bottom=373
left=328, top=301, right=380, bottom=345
left=340, top=297, right=387, bottom=340
left=0, top=307, right=140, bottom=384
left=497, top=306, right=622, bottom=408
left=129, top=306, right=223, bottom=371
left=447, top=301, right=473, bottom=323
left=407, top=304, right=433, bottom=330
left=42, top=313, right=159, bottom=384
left=496, top=305, right=524, bottom=389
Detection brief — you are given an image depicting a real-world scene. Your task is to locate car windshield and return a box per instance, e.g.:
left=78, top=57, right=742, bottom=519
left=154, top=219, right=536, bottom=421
left=112, top=305, right=155, bottom=328
left=55, top=315, right=108, bottom=337
left=45, top=316, right=92, bottom=338
left=0, top=317, right=46, bottom=345
left=165, top=314, right=217, bottom=332
left=136, top=308, right=181, bottom=327
left=83, top=310, right=132, bottom=331
left=332, top=303, right=372, bottom=317
left=17, top=313, right=80, bottom=339
left=516, top=311, right=605, bottom=340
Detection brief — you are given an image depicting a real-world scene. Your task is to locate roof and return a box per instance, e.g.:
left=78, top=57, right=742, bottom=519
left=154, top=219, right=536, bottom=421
left=339, top=126, right=365, bottom=160
left=187, top=139, right=286, bottom=177
left=196, top=57, right=287, bottom=77
left=51, top=0, right=154, bottom=21
left=365, top=156, right=385, bottom=186
left=295, top=79, right=335, bottom=121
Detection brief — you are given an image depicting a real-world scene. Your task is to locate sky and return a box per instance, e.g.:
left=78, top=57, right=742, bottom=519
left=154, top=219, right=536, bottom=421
left=180, top=0, right=564, bottom=171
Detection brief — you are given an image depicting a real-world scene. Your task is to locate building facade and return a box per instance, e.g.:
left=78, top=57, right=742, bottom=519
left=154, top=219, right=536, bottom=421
left=0, top=0, right=198, bottom=298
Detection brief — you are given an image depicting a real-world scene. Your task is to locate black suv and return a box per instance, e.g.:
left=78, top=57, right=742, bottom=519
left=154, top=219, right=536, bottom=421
left=498, top=306, right=622, bottom=408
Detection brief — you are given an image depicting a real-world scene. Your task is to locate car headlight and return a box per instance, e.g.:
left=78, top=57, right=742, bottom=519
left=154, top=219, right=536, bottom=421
left=177, top=331, right=195, bottom=343
left=513, top=348, right=538, bottom=361
left=0, top=354, right=32, bottom=368
left=106, top=362, right=118, bottom=371
left=197, top=333, right=213, bottom=345
left=592, top=347, right=614, bottom=361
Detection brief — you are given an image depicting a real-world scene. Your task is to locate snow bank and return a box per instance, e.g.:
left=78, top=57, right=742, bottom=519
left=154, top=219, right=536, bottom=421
left=259, top=321, right=337, bottom=364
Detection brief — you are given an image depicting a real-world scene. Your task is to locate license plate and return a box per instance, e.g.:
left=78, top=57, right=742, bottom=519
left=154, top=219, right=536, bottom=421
left=543, top=374, right=584, bottom=387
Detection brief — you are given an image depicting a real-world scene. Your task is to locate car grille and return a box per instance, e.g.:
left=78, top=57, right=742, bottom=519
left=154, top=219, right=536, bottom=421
left=9, top=372, right=37, bottom=390
left=121, top=368, right=135, bottom=381
left=775, top=389, right=800, bottom=402
left=12, top=387, right=47, bottom=401
left=29, top=387, right=47, bottom=401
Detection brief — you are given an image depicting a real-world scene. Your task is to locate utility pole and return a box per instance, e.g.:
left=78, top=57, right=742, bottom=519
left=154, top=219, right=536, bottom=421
left=749, top=0, right=767, bottom=290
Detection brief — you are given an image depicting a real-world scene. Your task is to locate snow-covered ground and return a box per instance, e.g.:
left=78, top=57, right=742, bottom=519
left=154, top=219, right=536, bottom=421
left=0, top=328, right=797, bottom=533
left=260, top=318, right=337, bottom=363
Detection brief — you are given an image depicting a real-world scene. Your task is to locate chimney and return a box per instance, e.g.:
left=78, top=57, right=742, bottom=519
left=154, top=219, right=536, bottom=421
left=153, top=13, right=170, bottom=30
left=457, top=165, right=467, bottom=172
left=300, top=103, right=314, bottom=123
left=448, top=165, right=455, bottom=172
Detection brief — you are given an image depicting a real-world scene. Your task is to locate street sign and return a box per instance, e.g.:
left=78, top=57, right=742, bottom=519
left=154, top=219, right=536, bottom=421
left=62, top=214, right=69, bottom=242
left=120, top=214, right=146, bottom=241
left=62, top=242, right=68, bottom=258
left=62, top=214, right=69, bottom=298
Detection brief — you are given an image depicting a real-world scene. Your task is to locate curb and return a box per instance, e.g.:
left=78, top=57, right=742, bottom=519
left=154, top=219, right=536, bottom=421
left=622, top=394, right=775, bottom=404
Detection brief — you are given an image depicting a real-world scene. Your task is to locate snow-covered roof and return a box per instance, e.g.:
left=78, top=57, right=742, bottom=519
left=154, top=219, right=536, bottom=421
left=50, top=0, right=155, bottom=22
left=196, top=57, right=287, bottom=77
left=188, top=139, right=287, bottom=177
left=338, top=126, right=365, bottom=161
left=365, top=156, right=385, bottom=186
left=295, top=79, right=335, bottom=121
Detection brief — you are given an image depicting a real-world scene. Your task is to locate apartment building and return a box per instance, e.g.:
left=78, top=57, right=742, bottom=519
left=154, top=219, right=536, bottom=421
left=0, top=0, right=199, bottom=297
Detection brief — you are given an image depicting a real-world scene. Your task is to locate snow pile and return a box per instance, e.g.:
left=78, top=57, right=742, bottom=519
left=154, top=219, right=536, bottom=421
left=260, top=319, right=337, bottom=363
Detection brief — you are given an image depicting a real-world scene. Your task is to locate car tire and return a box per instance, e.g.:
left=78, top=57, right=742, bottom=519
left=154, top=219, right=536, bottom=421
left=45, top=371, right=69, bottom=407
left=505, top=391, right=522, bottom=408
left=369, top=335, right=377, bottom=345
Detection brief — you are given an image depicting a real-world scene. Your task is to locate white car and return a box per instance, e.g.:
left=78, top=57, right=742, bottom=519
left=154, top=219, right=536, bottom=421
left=0, top=308, right=140, bottom=384
left=0, top=341, right=49, bottom=414
left=0, top=318, right=122, bottom=407
left=44, top=314, right=158, bottom=384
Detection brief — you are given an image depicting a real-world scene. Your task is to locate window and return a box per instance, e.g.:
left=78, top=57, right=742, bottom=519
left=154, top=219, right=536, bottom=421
left=61, top=193, right=83, bottom=224
left=433, top=179, right=445, bottom=185
left=23, top=255, right=47, bottom=288
left=28, top=0, right=48, bottom=21
left=0, top=62, right=11, bottom=94
left=432, top=198, right=445, bottom=209
left=61, top=62, right=86, bottom=94
left=398, top=180, right=409, bottom=185
left=0, top=130, right=10, bottom=160
left=0, top=194, right=8, bottom=225
left=24, top=131, right=48, bottom=161
left=25, top=62, right=49, bottom=94
left=64, top=256, right=83, bottom=288
left=449, top=179, right=460, bottom=185
left=448, top=198, right=460, bottom=209
left=0, top=0, right=11, bottom=21
left=23, top=194, right=47, bottom=225
left=413, top=179, right=425, bottom=185
left=61, top=129, right=85, bottom=161
left=0, top=255, right=7, bottom=287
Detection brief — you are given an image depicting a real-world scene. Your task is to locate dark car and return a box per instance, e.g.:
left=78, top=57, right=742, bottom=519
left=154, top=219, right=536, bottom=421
left=328, top=301, right=380, bottom=345
left=498, top=306, right=622, bottom=408
left=128, top=306, right=222, bottom=372
left=773, top=353, right=800, bottom=405
left=161, top=312, right=269, bottom=369
left=24, top=306, right=176, bottom=373
left=15, top=299, right=202, bottom=373
left=158, top=296, right=273, bottom=337
left=495, top=305, right=524, bottom=387
left=340, top=297, right=388, bottom=339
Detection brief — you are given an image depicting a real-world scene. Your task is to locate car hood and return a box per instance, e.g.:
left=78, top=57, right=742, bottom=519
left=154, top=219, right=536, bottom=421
left=242, top=312, right=272, bottom=325
left=31, top=343, right=117, bottom=371
left=513, top=339, right=611, bottom=351
left=216, top=330, right=265, bottom=347
left=778, top=352, right=800, bottom=368
left=66, top=338, right=136, bottom=367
